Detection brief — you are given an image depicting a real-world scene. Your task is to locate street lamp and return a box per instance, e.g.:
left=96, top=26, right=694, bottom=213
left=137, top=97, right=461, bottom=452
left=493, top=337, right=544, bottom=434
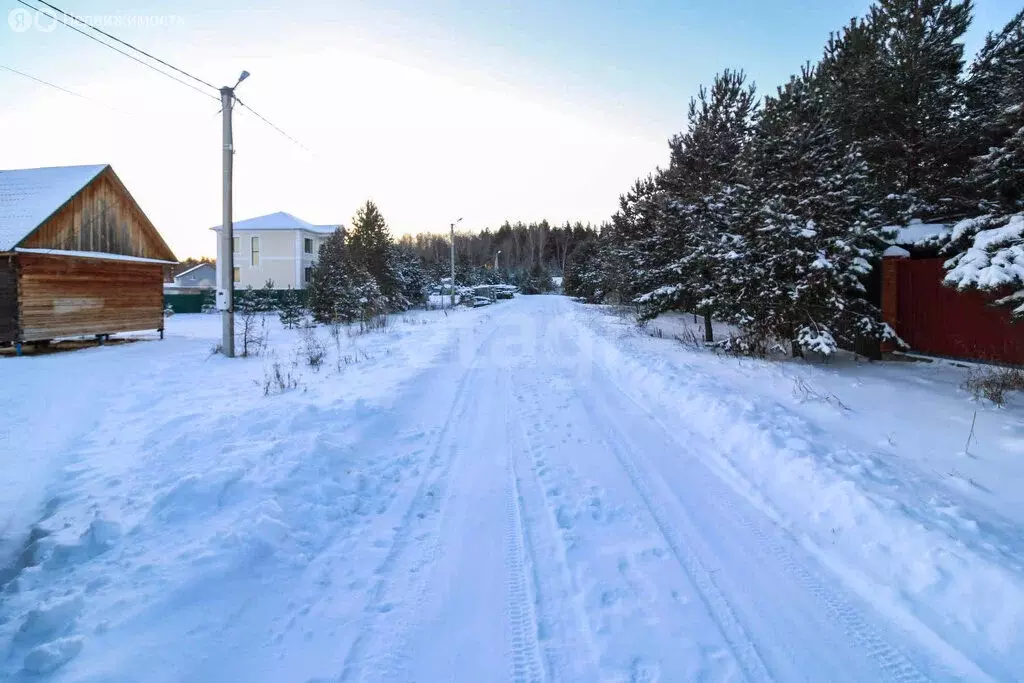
left=450, top=217, right=462, bottom=308
left=494, top=250, right=501, bottom=273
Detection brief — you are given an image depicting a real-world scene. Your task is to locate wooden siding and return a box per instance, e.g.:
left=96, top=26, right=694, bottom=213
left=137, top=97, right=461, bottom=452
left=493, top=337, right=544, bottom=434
left=17, top=253, right=164, bottom=342
left=17, top=166, right=176, bottom=261
left=0, top=254, right=17, bottom=343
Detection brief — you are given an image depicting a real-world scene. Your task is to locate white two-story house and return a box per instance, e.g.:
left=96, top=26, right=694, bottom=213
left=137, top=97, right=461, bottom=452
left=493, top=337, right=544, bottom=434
left=212, top=211, right=338, bottom=289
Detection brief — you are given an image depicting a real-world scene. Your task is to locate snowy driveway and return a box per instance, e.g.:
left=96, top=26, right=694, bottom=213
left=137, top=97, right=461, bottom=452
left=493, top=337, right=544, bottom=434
left=1, top=297, right=1021, bottom=681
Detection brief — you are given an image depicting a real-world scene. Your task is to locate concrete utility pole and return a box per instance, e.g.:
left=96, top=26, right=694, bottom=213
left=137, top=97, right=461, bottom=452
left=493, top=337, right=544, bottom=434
left=450, top=217, right=462, bottom=308
left=217, top=71, right=249, bottom=357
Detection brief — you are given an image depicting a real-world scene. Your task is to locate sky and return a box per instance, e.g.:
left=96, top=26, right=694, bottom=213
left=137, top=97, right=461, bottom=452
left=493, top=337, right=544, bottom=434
left=1, top=0, right=1021, bottom=258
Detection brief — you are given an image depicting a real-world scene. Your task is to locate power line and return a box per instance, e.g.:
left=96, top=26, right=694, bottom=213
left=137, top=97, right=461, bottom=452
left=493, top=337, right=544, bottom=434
left=0, top=63, right=93, bottom=101
left=27, top=0, right=218, bottom=92
left=0, top=62, right=140, bottom=119
left=18, top=0, right=315, bottom=157
left=14, top=0, right=218, bottom=102
left=234, top=96, right=318, bottom=157
left=15, top=1, right=318, bottom=163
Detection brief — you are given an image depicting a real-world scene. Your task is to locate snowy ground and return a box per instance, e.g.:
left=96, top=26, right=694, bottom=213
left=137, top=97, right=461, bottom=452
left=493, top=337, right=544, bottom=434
left=1, top=297, right=1023, bottom=681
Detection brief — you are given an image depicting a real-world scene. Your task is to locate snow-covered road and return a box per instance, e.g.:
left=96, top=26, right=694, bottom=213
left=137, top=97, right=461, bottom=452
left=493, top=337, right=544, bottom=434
left=330, top=296, right=973, bottom=682
left=2, top=296, right=1022, bottom=681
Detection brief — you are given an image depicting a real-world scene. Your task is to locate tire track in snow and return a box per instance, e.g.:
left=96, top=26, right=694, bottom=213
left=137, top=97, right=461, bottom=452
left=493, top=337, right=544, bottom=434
left=503, top=371, right=604, bottom=683
left=572, top=386, right=775, bottom=683
left=577, top=355, right=954, bottom=682
left=589, top=365, right=983, bottom=682
left=338, top=356, right=481, bottom=682
left=658, top=433, right=931, bottom=682
left=503, top=442, right=547, bottom=683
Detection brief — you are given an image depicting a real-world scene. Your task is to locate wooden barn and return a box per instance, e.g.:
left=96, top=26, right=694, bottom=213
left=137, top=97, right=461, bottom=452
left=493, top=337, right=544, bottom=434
left=0, top=164, right=177, bottom=351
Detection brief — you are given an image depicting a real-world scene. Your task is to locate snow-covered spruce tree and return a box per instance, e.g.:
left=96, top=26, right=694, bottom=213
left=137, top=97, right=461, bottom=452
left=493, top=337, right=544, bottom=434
left=254, top=279, right=278, bottom=313
left=738, top=67, right=892, bottom=355
left=638, top=70, right=757, bottom=341
left=278, top=286, right=305, bottom=329
left=308, top=228, right=386, bottom=324
left=351, top=272, right=386, bottom=325
left=520, top=261, right=554, bottom=295
left=943, top=10, right=1024, bottom=318
left=818, top=0, right=972, bottom=223
left=563, top=238, right=601, bottom=301
left=347, top=200, right=403, bottom=309
left=392, top=245, right=429, bottom=308
left=308, top=228, right=347, bottom=323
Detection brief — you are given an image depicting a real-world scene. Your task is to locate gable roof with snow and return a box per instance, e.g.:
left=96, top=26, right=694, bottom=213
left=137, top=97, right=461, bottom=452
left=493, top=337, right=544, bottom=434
left=0, top=164, right=108, bottom=251
left=210, top=211, right=339, bottom=234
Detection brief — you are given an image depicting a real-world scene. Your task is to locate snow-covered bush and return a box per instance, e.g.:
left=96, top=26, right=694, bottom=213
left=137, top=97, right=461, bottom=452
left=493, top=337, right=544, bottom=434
left=298, top=326, right=326, bottom=371
left=262, top=360, right=300, bottom=396
left=961, top=365, right=1024, bottom=405
left=235, top=286, right=269, bottom=358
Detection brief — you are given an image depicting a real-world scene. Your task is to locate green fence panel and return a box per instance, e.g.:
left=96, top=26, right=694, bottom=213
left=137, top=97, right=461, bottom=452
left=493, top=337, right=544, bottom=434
left=163, top=293, right=207, bottom=314
left=164, top=289, right=309, bottom=314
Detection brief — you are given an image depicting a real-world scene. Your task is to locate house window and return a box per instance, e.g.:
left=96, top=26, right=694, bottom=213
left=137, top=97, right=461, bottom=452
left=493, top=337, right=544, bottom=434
left=304, top=237, right=313, bottom=254
left=251, top=236, right=260, bottom=266
left=232, top=267, right=240, bottom=283
left=304, top=267, right=313, bottom=285
left=232, top=236, right=240, bottom=253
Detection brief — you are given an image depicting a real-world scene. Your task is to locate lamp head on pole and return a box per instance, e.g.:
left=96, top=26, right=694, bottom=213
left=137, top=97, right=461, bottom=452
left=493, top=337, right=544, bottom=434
left=234, top=70, right=250, bottom=89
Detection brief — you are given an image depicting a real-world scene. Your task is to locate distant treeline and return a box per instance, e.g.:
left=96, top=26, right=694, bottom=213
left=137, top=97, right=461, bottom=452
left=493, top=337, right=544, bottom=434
left=398, top=221, right=600, bottom=286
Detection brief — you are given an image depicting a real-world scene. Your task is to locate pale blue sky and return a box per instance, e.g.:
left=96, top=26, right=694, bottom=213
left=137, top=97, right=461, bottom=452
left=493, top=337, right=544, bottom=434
left=1, top=0, right=1020, bottom=257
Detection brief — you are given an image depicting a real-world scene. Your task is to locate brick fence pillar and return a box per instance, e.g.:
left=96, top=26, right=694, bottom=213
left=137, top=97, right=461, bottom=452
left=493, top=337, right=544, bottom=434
left=881, top=249, right=908, bottom=352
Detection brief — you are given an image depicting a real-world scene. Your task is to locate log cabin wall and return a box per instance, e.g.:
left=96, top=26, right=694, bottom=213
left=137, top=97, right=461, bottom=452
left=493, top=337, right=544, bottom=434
left=17, top=253, right=164, bottom=342
left=0, top=254, right=17, bottom=343
left=17, top=167, right=173, bottom=261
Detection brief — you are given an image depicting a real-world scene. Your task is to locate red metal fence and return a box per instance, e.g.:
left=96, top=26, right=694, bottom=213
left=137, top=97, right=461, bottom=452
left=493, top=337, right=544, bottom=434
left=884, top=256, right=1024, bottom=364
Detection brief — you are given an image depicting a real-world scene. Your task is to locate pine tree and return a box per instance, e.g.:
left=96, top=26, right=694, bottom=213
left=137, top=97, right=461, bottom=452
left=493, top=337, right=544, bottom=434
left=604, top=177, right=662, bottom=306
left=942, top=11, right=1024, bottom=317
left=964, top=9, right=1024, bottom=213
left=563, top=238, right=593, bottom=298
left=819, top=0, right=972, bottom=222
left=640, top=70, right=757, bottom=341
left=563, top=238, right=603, bottom=302
left=739, top=67, right=891, bottom=355
left=347, top=200, right=401, bottom=307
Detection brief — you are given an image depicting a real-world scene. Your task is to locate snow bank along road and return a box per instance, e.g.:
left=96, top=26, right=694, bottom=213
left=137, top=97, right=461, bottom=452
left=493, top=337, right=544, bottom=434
left=1, top=297, right=1022, bottom=681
